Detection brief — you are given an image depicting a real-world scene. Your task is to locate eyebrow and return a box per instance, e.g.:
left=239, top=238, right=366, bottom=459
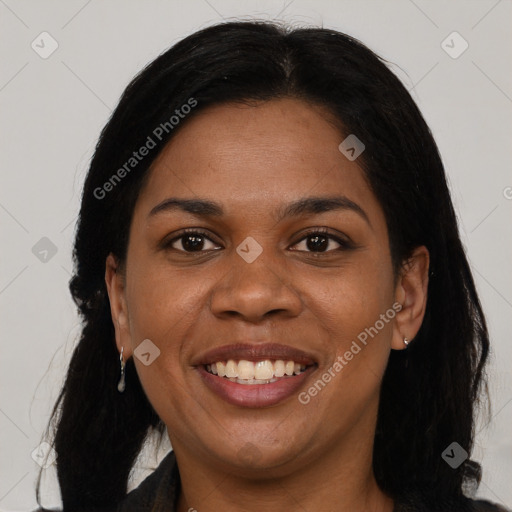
left=149, top=195, right=370, bottom=225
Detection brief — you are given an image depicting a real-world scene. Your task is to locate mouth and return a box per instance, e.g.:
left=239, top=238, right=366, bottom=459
left=194, top=344, right=318, bottom=408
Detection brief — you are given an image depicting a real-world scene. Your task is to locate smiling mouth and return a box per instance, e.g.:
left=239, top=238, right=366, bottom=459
left=205, top=359, right=309, bottom=385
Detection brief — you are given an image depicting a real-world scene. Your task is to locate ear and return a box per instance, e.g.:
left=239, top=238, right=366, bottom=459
left=391, top=246, right=430, bottom=350
left=105, top=253, right=133, bottom=359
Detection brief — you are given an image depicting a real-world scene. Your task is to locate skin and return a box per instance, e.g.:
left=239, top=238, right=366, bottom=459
left=106, top=98, right=429, bottom=512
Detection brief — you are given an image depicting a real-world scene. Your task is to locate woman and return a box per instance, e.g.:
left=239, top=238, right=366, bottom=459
left=36, top=21, right=508, bottom=512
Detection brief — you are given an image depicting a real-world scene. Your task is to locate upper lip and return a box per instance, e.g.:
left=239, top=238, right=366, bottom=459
left=192, top=343, right=317, bottom=366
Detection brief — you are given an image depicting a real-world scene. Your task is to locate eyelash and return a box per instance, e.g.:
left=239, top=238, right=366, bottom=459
left=164, top=227, right=352, bottom=254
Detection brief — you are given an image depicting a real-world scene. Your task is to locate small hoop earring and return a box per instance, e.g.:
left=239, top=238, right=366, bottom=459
left=403, top=337, right=410, bottom=347
left=117, top=347, right=126, bottom=393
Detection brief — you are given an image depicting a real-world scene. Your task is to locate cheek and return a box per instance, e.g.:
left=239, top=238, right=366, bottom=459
left=123, top=262, right=207, bottom=401
left=126, top=257, right=209, bottom=337
left=303, top=256, right=395, bottom=396
left=302, top=277, right=395, bottom=424
left=309, top=258, right=394, bottom=337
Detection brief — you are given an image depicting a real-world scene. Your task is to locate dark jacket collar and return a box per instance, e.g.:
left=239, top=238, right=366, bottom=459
left=117, top=451, right=179, bottom=512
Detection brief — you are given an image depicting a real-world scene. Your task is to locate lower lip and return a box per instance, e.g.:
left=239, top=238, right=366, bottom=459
left=197, top=365, right=316, bottom=408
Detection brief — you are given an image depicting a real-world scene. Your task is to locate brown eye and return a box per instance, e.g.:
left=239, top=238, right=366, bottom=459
left=169, top=231, right=221, bottom=252
left=290, top=231, right=347, bottom=253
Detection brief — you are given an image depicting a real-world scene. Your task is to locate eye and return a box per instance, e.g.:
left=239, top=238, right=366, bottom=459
left=167, top=230, right=221, bottom=253
left=290, top=230, right=348, bottom=253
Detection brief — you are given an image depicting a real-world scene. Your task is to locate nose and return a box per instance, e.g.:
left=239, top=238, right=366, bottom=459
left=210, top=248, right=303, bottom=323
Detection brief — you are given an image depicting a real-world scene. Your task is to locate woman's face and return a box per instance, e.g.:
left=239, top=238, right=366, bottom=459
left=108, top=98, right=425, bottom=475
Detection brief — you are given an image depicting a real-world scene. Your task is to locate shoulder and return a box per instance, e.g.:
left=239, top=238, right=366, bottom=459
left=395, top=495, right=510, bottom=512
left=471, top=498, right=510, bottom=512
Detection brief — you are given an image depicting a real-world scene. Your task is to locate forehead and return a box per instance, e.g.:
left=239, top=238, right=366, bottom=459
left=135, top=98, right=382, bottom=224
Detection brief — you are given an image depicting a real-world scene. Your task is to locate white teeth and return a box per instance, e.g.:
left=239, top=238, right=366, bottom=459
left=225, top=360, right=238, bottom=378
left=274, top=360, right=285, bottom=377
left=238, top=360, right=255, bottom=380
left=207, top=359, right=308, bottom=382
left=254, top=360, right=274, bottom=380
left=216, top=361, right=226, bottom=377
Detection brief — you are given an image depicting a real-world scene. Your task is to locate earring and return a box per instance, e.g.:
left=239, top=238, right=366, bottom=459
left=117, top=347, right=126, bottom=393
left=403, top=337, right=410, bottom=347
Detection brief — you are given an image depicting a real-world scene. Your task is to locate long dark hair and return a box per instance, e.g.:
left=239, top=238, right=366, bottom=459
left=37, top=21, right=490, bottom=510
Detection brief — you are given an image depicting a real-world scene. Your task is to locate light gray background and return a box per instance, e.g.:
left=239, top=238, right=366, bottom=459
left=1, top=1, right=511, bottom=510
